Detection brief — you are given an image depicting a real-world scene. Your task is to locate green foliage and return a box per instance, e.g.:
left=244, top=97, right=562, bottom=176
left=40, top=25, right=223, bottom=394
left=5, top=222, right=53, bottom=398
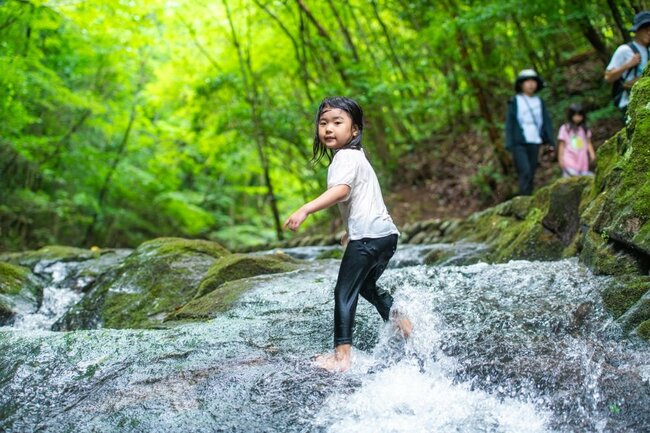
left=470, top=163, right=505, bottom=202
left=0, top=0, right=629, bottom=250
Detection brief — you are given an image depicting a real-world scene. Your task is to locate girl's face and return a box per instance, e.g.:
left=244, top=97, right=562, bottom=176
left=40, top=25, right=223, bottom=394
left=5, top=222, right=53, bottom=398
left=318, top=107, right=359, bottom=150
left=521, top=79, right=538, bottom=95
left=572, top=113, right=584, bottom=124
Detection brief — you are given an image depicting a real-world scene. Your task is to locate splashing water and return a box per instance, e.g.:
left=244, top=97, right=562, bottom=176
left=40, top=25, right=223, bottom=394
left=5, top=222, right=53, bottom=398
left=1, top=246, right=649, bottom=432
left=6, top=250, right=131, bottom=331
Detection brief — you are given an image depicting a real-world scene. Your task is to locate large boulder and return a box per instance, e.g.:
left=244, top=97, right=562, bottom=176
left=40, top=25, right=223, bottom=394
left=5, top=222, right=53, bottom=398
left=53, top=238, right=229, bottom=330
left=436, top=175, right=593, bottom=263
left=0, top=246, right=100, bottom=270
left=52, top=239, right=302, bottom=330
left=0, top=262, right=42, bottom=325
left=168, top=252, right=299, bottom=322
left=193, top=252, right=298, bottom=299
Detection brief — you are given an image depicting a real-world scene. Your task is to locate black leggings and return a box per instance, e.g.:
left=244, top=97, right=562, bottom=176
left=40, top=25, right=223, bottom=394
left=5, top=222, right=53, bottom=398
left=510, top=143, right=540, bottom=196
left=333, top=234, right=398, bottom=347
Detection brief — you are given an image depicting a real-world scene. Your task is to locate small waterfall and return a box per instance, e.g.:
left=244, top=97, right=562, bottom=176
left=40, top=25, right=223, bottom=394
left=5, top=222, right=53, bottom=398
left=5, top=250, right=132, bottom=331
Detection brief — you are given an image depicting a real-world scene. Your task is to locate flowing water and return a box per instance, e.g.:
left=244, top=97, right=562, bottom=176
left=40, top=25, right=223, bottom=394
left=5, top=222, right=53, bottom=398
left=1, top=244, right=649, bottom=432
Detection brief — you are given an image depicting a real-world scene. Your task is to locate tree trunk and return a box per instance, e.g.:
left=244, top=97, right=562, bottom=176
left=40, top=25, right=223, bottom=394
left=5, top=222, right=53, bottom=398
left=608, top=0, right=631, bottom=42
left=84, top=105, right=136, bottom=245
left=45, top=109, right=92, bottom=167
left=326, top=0, right=359, bottom=62
left=369, top=0, right=410, bottom=86
left=511, top=16, right=543, bottom=74
left=454, top=30, right=510, bottom=174
left=223, top=0, right=284, bottom=241
left=253, top=0, right=314, bottom=103
left=578, top=16, right=611, bottom=65
left=294, top=0, right=348, bottom=82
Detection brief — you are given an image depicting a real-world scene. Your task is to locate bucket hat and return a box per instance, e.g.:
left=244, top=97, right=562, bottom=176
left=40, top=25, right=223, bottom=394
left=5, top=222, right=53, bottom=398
left=514, top=69, right=544, bottom=93
left=629, top=11, right=650, bottom=32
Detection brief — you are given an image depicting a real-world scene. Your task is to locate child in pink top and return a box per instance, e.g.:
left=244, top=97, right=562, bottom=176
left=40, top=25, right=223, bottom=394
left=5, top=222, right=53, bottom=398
left=557, top=103, right=596, bottom=177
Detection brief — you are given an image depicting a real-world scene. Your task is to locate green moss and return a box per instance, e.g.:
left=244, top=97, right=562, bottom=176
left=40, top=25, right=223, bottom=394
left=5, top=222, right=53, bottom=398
left=316, top=248, right=343, bottom=260
left=169, top=279, right=255, bottom=320
left=0, top=246, right=100, bottom=268
left=601, top=276, right=650, bottom=318
left=589, top=75, right=650, bottom=256
left=579, top=230, right=642, bottom=275
left=617, top=293, right=650, bottom=333
left=136, top=237, right=230, bottom=259
left=493, top=220, right=564, bottom=262
left=195, top=253, right=299, bottom=299
left=592, top=130, right=625, bottom=194
left=54, top=240, right=299, bottom=330
left=580, top=192, right=606, bottom=229
left=0, top=262, right=42, bottom=324
left=542, top=176, right=591, bottom=246
left=495, top=195, right=533, bottom=220
left=0, top=262, right=31, bottom=296
left=55, top=237, right=230, bottom=330
left=637, top=319, right=650, bottom=340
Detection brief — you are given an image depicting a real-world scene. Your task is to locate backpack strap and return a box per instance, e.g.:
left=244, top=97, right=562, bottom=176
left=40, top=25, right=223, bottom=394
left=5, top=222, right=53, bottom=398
left=625, top=42, right=642, bottom=80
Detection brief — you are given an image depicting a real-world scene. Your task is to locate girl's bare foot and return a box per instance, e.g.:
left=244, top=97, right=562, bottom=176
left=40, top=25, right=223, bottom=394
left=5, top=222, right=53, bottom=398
left=396, top=317, right=413, bottom=338
left=313, top=344, right=352, bottom=372
left=391, top=309, right=413, bottom=338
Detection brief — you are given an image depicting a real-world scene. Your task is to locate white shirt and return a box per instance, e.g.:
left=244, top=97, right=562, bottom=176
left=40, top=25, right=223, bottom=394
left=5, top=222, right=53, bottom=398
left=607, top=41, right=649, bottom=108
left=516, top=94, right=543, bottom=144
left=327, top=148, right=399, bottom=240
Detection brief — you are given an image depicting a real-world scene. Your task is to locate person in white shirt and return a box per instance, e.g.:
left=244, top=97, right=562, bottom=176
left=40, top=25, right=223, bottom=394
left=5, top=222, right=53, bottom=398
left=284, top=96, right=411, bottom=373
left=605, top=11, right=650, bottom=115
left=505, top=69, right=555, bottom=196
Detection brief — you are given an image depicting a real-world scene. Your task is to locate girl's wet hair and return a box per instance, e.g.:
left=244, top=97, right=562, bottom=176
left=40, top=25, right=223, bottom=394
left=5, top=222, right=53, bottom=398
left=312, top=96, right=364, bottom=165
left=567, top=103, right=588, bottom=132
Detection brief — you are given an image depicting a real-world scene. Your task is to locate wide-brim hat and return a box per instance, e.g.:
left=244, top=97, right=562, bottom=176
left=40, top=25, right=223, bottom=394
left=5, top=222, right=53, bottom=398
left=514, top=69, right=544, bottom=93
left=630, top=11, right=650, bottom=32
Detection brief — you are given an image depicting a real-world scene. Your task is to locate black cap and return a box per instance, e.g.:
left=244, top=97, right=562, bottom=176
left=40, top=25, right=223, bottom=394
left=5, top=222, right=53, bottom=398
left=630, top=11, right=650, bottom=32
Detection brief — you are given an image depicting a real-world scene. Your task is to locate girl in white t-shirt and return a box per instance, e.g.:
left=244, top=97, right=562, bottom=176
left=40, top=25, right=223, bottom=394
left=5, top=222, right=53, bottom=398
left=284, top=96, right=411, bottom=373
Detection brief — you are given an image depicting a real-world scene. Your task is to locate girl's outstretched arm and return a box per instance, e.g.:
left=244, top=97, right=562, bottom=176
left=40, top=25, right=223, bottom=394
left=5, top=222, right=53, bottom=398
left=284, top=184, right=351, bottom=232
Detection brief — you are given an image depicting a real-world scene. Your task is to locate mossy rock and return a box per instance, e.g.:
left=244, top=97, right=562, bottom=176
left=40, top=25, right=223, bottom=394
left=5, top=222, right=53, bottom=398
left=541, top=176, right=592, bottom=246
left=636, top=319, right=650, bottom=340
left=134, top=237, right=230, bottom=258
left=0, top=246, right=100, bottom=269
left=585, top=74, right=650, bottom=258
left=0, top=262, right=43, bottom=325
left=423, top=249, right=454, bottom=265
left=169, top=279, right=255, bottom=321
left=316, top=248, right=344, bottom=260
left=492, top=219, right=565, bottom=262
left=495, top=195, right=533, bottom=220
left=616, top=289, right=650, bottom=333
left=580, top=229, right=644, bottom=276
left=194, top=252, right=299, bottom=299
left=53, top=237, right=230, bottom=330
left=601, top=275, right=650, bottom=318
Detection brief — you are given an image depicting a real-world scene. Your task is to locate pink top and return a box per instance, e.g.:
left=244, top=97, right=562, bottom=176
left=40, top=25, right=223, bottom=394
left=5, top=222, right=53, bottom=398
left=558, top=124, right=591, bottom=172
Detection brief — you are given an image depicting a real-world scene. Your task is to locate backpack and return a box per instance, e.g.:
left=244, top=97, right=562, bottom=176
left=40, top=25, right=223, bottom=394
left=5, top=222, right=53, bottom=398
left=612, top=43, right=641, bottom=107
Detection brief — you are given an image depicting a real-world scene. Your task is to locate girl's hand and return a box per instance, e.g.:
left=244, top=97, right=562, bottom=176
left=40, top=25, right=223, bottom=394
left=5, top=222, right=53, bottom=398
left=283, top=208, right=309, bottom=231
left=340, top=232, right=349, bottom=247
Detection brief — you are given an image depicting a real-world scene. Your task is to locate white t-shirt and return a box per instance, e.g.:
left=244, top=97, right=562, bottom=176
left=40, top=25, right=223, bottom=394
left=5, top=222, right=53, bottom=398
left=327, top=148, right=399, bottom=240
left=516, top=94, right=543, bottom=144
left=606, top=41, right=649, bottom=108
